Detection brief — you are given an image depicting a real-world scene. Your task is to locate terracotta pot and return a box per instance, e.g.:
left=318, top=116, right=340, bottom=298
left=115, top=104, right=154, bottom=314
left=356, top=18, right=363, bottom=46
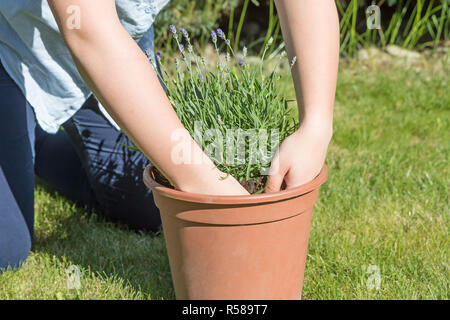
left=143, top=165, right=328, bottom=300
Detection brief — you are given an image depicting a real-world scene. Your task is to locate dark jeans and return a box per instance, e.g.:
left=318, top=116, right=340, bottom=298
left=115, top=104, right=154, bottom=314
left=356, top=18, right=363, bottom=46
left=0, top=61, right=161, bottom=272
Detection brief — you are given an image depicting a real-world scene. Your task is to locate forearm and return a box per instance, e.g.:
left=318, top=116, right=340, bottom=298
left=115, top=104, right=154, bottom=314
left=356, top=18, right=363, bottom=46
left=47, top=0, right=225, bottom=193
left=275, top=0, right=339, bottom=136
left=72, top=32, right=214, bottom=189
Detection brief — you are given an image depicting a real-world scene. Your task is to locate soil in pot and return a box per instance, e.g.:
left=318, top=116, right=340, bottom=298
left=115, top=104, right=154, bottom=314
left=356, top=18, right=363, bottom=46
left=149, top=166, right=276, bottom=194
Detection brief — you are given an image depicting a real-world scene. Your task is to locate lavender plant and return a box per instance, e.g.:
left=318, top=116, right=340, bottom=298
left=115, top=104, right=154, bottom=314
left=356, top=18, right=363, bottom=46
left=147, top=26, right=298, bottom=193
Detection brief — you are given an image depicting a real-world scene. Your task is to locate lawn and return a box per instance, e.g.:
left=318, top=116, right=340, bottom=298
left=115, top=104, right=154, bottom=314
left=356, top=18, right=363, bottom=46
left=0, top=50, right=448, bottom=300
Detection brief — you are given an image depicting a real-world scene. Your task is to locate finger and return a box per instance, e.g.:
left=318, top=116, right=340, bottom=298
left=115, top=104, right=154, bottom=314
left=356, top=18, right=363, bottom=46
left=265, top=173, right=286, bottom=193
left=265, top=157, right=288, bottom=193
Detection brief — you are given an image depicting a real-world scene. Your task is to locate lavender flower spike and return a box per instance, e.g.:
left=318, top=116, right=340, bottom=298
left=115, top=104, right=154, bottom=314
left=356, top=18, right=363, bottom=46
left=217, top=28, right=225, bottom=39
left=178, top=43, right=185, bottom=54
left=211, top=30, right=217, bottom=43
left=179, top=27, right=189, bottom=40
left=238, top=59, right=246, bottom=67
left=169, top=25, right=177, bottom=34
left=145, top=49, right=153, bottom=63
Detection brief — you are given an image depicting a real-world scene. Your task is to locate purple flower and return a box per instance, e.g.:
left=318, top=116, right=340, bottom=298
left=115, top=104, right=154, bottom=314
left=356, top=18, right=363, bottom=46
left=169, top=25, right=177, bottom=34
left=217, top=28, right=225, bottom=39
left=211, top=30, right=217, bottom=43
left=198, top=73, right=204, bottom=81
left=225, top=39, right=230, bottom=45
left=145, top=49, right=153, bottom=62
left=179, top=27, right=189, bottom=40
left=238, top=59, right=246, bottom=67
left=156, top=52, right=162, bottom=60
left=174, top=57, right=180, bottom=67
left=187, top=44, right=193, bottom=53
left=178, top=43, right=185, bottom=54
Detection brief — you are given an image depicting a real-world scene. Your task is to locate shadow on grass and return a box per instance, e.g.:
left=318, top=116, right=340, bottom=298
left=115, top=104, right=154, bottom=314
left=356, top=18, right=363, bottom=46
left=32, top=178, right=175, bottom=299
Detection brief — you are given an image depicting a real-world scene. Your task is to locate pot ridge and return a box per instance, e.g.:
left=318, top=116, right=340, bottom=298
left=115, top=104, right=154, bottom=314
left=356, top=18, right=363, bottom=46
left=143, top=165, right=328, bottom=205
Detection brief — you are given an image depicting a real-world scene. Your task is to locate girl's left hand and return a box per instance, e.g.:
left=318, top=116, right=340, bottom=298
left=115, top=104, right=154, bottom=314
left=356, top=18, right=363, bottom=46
left=265, top=119, right=332, bottom=193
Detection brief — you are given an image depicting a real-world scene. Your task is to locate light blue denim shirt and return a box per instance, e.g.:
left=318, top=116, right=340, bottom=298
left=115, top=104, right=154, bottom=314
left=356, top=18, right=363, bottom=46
left=0, top=0, right=169, bottom=133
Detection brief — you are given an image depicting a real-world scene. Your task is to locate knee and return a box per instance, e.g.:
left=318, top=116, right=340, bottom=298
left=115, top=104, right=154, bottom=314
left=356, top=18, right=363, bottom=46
left=114, top=198, right=162, bottom=232
left=126, top=196, right=162, bottom=232
left=0, top=224, right=32, bottom=273
left=99, top=188, right=162, bottom=232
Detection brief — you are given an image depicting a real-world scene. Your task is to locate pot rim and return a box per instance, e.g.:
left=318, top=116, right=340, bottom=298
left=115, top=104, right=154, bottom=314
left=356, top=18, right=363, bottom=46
left=143, top=165, right=328, bottom=205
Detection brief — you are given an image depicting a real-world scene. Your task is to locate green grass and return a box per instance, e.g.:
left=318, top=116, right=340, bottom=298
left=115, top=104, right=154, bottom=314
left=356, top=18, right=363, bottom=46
left=303, top=52, right=450, bottom=299
left=0, top=51, right=448, bottom=299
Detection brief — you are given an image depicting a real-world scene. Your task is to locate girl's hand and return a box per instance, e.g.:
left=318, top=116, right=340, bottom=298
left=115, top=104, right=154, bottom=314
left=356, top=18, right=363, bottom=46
left=265, top=118, right=332, bottom=193
left=178, top=165, right=250, bottom=196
